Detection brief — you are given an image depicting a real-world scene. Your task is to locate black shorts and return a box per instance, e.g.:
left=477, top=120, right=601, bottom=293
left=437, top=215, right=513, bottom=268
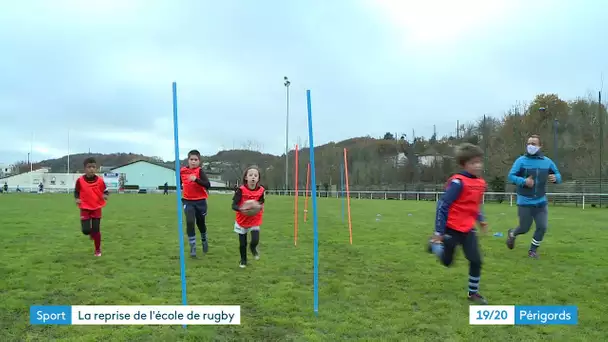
left=182, top=199, right=207, bottom=216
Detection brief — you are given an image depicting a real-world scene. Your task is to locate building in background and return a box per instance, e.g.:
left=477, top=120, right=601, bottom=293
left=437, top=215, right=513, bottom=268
left=110, top=160, right=226, bottom=190
left=0, top=163, right=16, bottom=178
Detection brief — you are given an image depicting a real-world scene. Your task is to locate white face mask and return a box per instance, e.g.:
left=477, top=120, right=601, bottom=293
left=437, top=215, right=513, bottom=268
left=526, top=144, right=540, bottom=155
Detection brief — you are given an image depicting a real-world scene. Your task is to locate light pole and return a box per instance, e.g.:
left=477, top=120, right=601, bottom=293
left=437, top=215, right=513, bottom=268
left=284, top=76, right=290, bottom=195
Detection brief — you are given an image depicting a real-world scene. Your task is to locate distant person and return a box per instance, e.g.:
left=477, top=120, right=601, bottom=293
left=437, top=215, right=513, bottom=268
left=232, top=166, right=265, bottom=268
left=38, top=182, right=43, bottom=194
left=75, top=157, right=109, bottom=257
left=163, top=182, right=169, bottom=195
left=427, top=143, right=489, bottom=304
left=3, top=182, right=7, bottom=193
left=16, top=185, right=21, bottom=192
left=506, top=134, right=561, bottom=259
left=180, top=149, right=211, bottom=257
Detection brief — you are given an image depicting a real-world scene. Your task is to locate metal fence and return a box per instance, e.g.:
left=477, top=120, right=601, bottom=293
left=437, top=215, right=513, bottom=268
left=266, top=190, right=608, bottom=210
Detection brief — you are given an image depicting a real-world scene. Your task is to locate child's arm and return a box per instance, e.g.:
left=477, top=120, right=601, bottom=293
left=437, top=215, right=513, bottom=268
left=101, top=180, right=109, bottom=199
left=195, top=168, right=211, bottom=189
left=434, top=179, right=463, bottom=235
left=258, top=191, right=265, bottom=208
left=231, top=188, right=243, bottom=212
left=74, top=179, right=81, bottom=204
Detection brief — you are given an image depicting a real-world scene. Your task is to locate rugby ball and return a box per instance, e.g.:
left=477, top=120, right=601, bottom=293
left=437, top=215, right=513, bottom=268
left=241, top=200, right=261, bottom=216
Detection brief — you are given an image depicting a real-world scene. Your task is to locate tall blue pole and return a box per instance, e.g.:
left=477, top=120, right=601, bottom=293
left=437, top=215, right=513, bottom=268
left=340, top=162, right=345, bottom=223
left=306, top=90, right=319, bottom=316
left=553, top=119, right=558, bottom=168
left=172, top=82, right=188, bottom=327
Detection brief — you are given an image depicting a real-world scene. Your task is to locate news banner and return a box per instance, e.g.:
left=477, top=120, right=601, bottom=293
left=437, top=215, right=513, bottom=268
left=31, top=306, right=240, bottom=325
left=469, top=305, right=578, bottom=325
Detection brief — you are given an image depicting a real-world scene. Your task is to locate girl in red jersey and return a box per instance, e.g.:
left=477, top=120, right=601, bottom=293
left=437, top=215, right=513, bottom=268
left=231, top=166, right=265, bottom=268
left=74, top=157, right=109, bottom=257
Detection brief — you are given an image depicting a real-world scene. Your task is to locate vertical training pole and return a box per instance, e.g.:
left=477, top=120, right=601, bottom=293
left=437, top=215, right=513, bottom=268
left=343, top=148, right=353, bottom=245
left=340, top=162, right=345, bottom=222
left=294, top=144, right=299, bottom=246
left=304, top=163, right=310, bottom=222
left=306, top=90, right=320, bottom=316
left=172, top=82, right=188, bottom=328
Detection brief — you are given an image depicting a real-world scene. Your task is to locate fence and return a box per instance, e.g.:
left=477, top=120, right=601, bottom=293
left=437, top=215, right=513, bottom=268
left=265, top=190, right=608, bottom=210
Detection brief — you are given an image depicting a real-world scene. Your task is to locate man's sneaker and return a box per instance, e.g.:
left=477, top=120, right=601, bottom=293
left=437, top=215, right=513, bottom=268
left=239, top=260, right=247, bottom=268
left=468, top=293, right=488, bottom=305
left=506, top=229, right=516, bottom=250
left=252, top=247, right=260, bottom=260
left=189, top=243, right=197, bottom=258
left=202, top=239, right=209, bottom=254
left=94, top=250, right=102, bottom=257
left=427, top=239, right=433, bottom=254
left=528, top=250, right=539, bottom=259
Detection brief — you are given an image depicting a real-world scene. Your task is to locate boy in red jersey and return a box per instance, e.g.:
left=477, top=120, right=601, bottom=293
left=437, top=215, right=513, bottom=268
left=180, top=150, right=211, bottom=258
left=74, top=157, right=109, bottom=257
left=427, top=143, right=489, bottom=304
left=231, top=166, right=265, bottom=268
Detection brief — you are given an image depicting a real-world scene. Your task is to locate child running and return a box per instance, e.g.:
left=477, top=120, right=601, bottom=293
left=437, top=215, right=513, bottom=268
left=74, top=157, right=108, bottom=257
left=427, top=143, right=489, bottom=304
left=180, top=149, right=211, bottom=258
left=231, top=166, right=265, bottom=268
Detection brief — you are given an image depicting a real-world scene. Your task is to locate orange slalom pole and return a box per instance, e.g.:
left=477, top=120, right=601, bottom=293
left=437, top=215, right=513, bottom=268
left=304, top=163, right=310, bottom=222
left=343, top=148, right=353, bottom=244
left=294, top=145, right=299, bottom=246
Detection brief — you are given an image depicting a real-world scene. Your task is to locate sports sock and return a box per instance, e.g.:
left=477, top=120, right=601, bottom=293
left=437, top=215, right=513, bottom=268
left=468, top=275, right=480, bottom=296
left=530, top=239, right=541, bottom=252
left=92, top=232, right=101, bottom=251
left=188, top=236, right=196, bottom=246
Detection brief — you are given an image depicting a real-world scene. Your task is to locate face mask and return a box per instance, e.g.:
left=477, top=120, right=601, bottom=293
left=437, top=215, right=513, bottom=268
left=526, top=144, right=540, bottom=155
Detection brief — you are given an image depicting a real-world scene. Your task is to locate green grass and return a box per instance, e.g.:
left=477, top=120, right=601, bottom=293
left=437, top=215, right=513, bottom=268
left=1, top=194, right=607, bottom=341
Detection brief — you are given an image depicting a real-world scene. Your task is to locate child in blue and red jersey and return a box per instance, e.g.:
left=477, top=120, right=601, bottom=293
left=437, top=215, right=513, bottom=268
left=427, top=143, right=489, bottom=304
left=180, top=150, right=211, bottom=258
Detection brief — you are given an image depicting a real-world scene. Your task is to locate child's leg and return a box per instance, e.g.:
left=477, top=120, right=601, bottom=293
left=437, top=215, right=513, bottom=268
left=183, top=201, right=197, bottom=255
left=432, top=231, right=459, bottom=267
left=81, top=219, right=92, bottom=236
left=91, top=218, right=102, bottom=254
left=462, top=231, right=485, bottom=301
left=194, top=200, right=208, bottom=240
left=239, top=232, right=248, bottom=266
left=250, top=229, right=260, bottom=258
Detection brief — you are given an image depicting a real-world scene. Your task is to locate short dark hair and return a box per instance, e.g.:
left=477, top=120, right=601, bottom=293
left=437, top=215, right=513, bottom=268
left=188, top=150, right=201, bottom=158
left=529, top=134, right=542, bottom=145
left=242, top=165, right=261, bottom=185
left=83, top=157, right=96, bottom=166
left=455, top=143, right=483, bottom=167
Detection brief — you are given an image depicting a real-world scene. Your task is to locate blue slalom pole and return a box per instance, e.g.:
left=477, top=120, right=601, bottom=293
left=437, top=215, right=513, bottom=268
left=172, top=82, right=188, bottom=327
left=306, top=90, right=319, bottom=316
left=340, top=162, right=345, bottom=223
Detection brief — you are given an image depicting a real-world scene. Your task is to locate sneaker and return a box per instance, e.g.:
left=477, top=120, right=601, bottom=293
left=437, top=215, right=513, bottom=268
left=468, top=292, right=488, bottom=305
left=189, top=243, right=197, bottom=258
left=426, top=239, right=433, bottom=254
left=239, top=260, right=247, bottom=268
left=528, top=250, right=539, bottom=259
left=252, top=247, right=260, bottom=260
left=94, top=250, right=102, bottom=257
left=506, top=229, right=516, bottom=249
left=202, top=239, right=208, bottom=254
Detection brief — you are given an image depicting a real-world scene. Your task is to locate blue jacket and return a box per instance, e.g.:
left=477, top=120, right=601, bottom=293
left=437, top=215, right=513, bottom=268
left=507, top=152, right=562, bottom=207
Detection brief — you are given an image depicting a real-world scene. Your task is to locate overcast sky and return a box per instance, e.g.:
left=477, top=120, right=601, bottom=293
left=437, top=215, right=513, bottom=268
left=1, top=0, right=606, bottom=164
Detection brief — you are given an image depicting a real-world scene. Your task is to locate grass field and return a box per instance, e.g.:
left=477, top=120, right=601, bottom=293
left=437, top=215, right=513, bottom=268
left=1, top=193, right=607, bottom=341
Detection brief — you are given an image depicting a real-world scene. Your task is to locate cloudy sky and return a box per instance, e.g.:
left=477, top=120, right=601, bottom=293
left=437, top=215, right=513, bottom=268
left=1, top=0, right=606, bottom=164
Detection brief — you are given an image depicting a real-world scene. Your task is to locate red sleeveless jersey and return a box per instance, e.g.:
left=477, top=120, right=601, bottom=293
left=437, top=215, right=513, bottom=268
left=446, top=174, right=486, bottom=233
left=181, top=167, right=208, bottom=200
left=76, top=175, right=107, bottom=210
left=235, top=185, right=265, bottom=228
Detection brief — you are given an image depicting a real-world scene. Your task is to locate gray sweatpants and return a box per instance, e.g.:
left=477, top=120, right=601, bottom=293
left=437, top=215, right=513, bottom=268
left=513, top=205, right=548, bottom=251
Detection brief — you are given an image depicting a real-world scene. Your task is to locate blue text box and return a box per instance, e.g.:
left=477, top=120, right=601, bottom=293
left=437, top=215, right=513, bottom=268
left=30, top=305, right=72, bottom=325
left=515, top=306, right=577, bottom=325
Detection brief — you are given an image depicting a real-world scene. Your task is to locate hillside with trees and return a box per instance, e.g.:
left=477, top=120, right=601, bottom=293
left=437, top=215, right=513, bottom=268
left=13, top=93, right=607, bottom=193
